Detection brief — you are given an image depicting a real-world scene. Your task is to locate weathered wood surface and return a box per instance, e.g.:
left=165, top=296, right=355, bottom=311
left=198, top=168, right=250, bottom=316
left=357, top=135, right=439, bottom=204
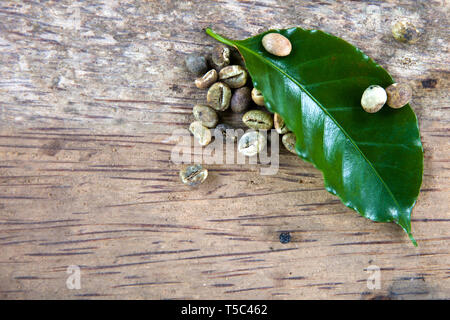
left=0, top=0, right=449, bottom=300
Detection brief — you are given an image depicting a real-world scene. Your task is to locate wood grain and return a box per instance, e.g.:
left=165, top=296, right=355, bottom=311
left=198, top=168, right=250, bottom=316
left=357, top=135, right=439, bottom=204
left=0, top=0, right=449, bottom=299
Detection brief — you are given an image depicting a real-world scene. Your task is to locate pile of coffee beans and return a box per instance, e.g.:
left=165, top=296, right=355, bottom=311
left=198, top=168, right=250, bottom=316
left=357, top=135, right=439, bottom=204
left=185, top=44, right=296, bottom=148
left=182, top=44, right=297, bottom=185
left=185, top=44, right=255, bottom=146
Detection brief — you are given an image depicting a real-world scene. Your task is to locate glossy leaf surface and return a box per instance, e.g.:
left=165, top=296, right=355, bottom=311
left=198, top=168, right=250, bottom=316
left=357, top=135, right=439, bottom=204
left=206, top=27, right=423, bottom=245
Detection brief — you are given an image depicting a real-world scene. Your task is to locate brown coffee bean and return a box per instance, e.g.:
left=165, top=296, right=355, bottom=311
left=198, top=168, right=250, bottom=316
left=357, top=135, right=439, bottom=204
left=211, top=44, right=230, bottom=70
left=251, top=88, right=265, bottom=106
left=189, top=121, right=212, bottom=146
left=242, top=110, right=273, bottom=130
left=386, top=83, right=412, bottom=109
left=207, top=82, right=231, bottom=111
left=282, top=133, right=297, bottom=154
left=180, top=164, right=208, bottom=186
left=262, top=33, right=292, bottom=57
left=193, top=105, right=218, bottom=128
left=219, top=65, right=248, bottom=89
left=195, top=69, right=217, bottom=89
left=231, top=87, right=251, bottom=113
left=274, top=113, right=290, bottom=134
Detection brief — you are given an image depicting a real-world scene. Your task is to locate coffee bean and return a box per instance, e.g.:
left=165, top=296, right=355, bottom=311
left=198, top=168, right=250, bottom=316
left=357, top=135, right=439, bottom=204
left=238, top=131, right=267, bottom=157
left=193, top=104, right=218, bottom=128
left=242, top=110, right=273, bottom=130
left=391, top=20, right=420, bottom=44
left=211, top=44, right=230, bottom=70
left=262, top=33, right=292, bottom=57
left=214, top=123, right=236, bottom=141
left=185, top=54, right=208, bottom=76
left=207, top=82, right=231, bottom=111
left=282, top=133, right=297, bottom=154
left=230, top=46, right=246, bottom=68
left=195, top=69, right=217, bottom=89
left=274, top=113, right=290, bottom=134
left=361, top=85, right=387, bottom=113
left=180, top=164, right=208, bottom=186
left=219, top=65, right=248, bottom=89
left=189, top=121, right=212, bottom=146
left=386, top=83, right=412, bottom=109
left=251, top=88, right=265, bottom=106
left=231, top=87, right=251, bottom=113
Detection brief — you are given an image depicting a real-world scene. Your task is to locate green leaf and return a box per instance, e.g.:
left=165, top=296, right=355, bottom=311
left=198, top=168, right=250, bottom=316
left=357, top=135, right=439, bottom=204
left=206, top=27, right=423, bottom=245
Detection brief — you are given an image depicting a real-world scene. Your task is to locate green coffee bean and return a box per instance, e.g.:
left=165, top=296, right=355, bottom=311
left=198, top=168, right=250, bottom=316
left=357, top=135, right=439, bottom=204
left=282, top=133, right=297, bottom=154
left=193, top=105, right=218, bottom=128
left=251, top=88, right=265, bottom=106
left=386, top=83, right=412, bottom=109
left=195, top=69, right=217, bottom=89
left=207, top=82, right=231, bottom=111
left=361, top=85, right=387, bottom=113
left=391, top=20, right=420, bottom=44
left=262, top=33, right=292, bottom=57
left=180, top=164, right=208, bottom=186
left=219, top=65, right=248, bottom=89
left=189, top=121, right=212, bottom=146
left=242, top=110, right=273, bottom=130
left=238, top=131, right=266, bottom=157
left=211, top=44, right=230, bottom=70
left=274, top=113, right=290, bottom=134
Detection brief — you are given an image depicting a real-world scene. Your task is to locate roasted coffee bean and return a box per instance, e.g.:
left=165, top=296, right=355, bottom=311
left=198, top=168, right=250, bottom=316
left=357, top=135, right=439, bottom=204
left=282, top=133, right=297, bottom=154
left=211, top=44, right=230, bottom=70
left=274, top=113, right=290, bottom=134
left=242, top=110, right=273, bottom=130
left=180, top=164, right=208, bottom=186
left=195, top=69, right=217, bottom=89
left=185, top=54, right=208, bottom=76
left=193, top=105, right=218, bottom=128
left=219, top=65, right=248, bottom=89
left=231, top=87, right=251, bottom=113
left=251, top=88, right=265, bottom=106
left=207, top=82, right=231, bottom=111
left=189, top=121, right=212, bottom=146
left=262, top=33, right=292, bottom=56
left=238, top=131, right=266, bottom=157
left=214, top=123, right=236, bottom=141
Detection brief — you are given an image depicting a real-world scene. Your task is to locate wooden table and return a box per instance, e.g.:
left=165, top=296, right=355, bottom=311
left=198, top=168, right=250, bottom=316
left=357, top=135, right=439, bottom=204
left=0, top=0, right=448, bottom=299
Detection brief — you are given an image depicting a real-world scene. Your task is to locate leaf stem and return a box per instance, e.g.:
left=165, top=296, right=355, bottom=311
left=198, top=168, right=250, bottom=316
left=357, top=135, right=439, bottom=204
left=205, top=28, right=236, bottom=47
